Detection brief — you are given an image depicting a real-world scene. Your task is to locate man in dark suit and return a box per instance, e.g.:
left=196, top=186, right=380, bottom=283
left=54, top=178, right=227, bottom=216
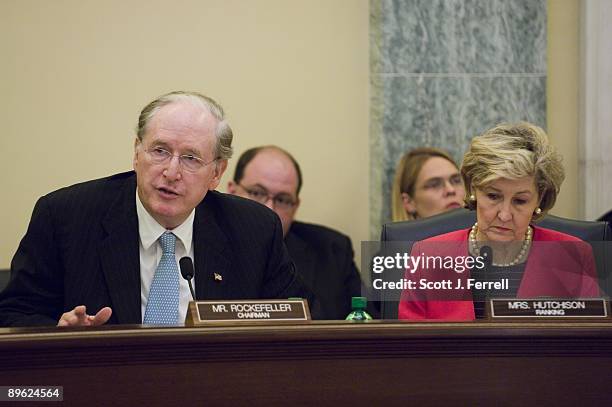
left=0, top=91, right=308, bottom=327
left=227, top=146, right=362, bottom=319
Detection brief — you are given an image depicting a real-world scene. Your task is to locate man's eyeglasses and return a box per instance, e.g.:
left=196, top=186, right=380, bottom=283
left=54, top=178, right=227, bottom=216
left=238, top=183, right=297, bottom=210
left=143, top=146, right=217, bottom=173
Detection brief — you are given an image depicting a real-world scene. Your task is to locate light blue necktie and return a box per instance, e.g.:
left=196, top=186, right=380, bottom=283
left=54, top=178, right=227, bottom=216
left=144, top=231, right=180, bottom=324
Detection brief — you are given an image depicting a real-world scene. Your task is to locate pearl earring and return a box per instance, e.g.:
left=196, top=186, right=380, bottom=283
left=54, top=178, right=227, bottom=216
left=535, top=207, right=542, bottom=215
left=469, top=195, right=476, bottom=201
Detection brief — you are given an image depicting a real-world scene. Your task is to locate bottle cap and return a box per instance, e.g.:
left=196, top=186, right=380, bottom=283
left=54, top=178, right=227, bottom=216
left=351, top=296, right=367, bottom=309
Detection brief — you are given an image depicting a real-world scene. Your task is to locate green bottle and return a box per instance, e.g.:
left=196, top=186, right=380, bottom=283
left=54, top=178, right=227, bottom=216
left=345, top=297, right=373, bottom=321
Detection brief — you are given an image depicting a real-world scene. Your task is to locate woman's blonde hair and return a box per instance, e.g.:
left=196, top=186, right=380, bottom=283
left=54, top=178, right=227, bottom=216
left=391, top=147, right=459, bottom=222
left=461, top=122, right=565, bottom=221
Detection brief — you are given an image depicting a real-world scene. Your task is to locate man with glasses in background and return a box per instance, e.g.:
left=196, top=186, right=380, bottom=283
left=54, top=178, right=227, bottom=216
left=0, top=91, right=310, bottom=327
left=228, top=146, right=362, bottom=319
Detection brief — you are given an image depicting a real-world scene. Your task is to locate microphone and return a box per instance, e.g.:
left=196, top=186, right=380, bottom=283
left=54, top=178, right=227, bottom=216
left=479, top=245, right=492, bottom=273
left=476, top=245, right=492, bottom=319
left=179, top=256, right=196, bottom=301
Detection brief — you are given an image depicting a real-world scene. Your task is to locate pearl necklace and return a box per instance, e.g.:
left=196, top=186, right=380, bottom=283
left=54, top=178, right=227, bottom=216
left=469, top=222, right=533, bottom=267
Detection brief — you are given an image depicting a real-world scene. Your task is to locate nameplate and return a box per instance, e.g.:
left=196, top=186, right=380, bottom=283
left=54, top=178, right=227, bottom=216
left=488, top=298, right=610, bottom=319
left=185, top=299, right=311, bottom=325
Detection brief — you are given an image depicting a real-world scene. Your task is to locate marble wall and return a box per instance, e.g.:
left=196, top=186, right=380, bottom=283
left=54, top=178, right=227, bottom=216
left=370, top=0, right=547, bottom=238
left=580, top=0, right=612, bottom=221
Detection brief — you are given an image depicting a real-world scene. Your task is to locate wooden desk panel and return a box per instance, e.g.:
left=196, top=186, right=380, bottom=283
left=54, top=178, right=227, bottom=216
left=0, top=321, right=611, bottom=406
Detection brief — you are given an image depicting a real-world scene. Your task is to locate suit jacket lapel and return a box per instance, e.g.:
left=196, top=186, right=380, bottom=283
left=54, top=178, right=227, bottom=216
left=284, top=230, right=316, bottom=289
left=193, top=193, right=232, bottom=300
left=99, top=175, right=141, bottom=324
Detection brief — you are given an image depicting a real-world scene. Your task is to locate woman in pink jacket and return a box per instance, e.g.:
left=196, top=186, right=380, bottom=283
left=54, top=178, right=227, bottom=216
left=398, top=122, right=600, bottom=320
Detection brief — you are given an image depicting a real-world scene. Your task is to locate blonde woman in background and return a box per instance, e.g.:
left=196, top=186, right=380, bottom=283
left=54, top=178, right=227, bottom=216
left=391, top=147, right=466, bottom=222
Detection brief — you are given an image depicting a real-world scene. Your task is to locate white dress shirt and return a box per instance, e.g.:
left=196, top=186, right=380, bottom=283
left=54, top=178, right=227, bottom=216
left=136, top=191, right=195, bottom=324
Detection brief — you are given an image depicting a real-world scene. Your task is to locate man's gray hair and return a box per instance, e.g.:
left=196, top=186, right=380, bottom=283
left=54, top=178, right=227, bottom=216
left=136, top=91, right=233, bottom=160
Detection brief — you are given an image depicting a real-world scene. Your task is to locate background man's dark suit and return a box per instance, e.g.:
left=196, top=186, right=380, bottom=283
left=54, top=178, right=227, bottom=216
left=0, top=171, right=309, bottom=326
left=284, top=221, right=362, bottom=320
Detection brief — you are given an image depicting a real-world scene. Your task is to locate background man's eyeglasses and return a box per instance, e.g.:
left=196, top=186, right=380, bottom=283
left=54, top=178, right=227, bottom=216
left=238, top=183, right=297, bottom=210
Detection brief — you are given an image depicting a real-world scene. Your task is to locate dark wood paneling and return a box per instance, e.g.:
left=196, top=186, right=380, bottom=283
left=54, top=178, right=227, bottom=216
left=1, top=321, right=611, bottom=406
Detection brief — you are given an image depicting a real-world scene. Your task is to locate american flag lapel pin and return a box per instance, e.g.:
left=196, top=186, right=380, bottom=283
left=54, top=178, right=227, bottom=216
left=214, top=273, right=223, bottom=282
